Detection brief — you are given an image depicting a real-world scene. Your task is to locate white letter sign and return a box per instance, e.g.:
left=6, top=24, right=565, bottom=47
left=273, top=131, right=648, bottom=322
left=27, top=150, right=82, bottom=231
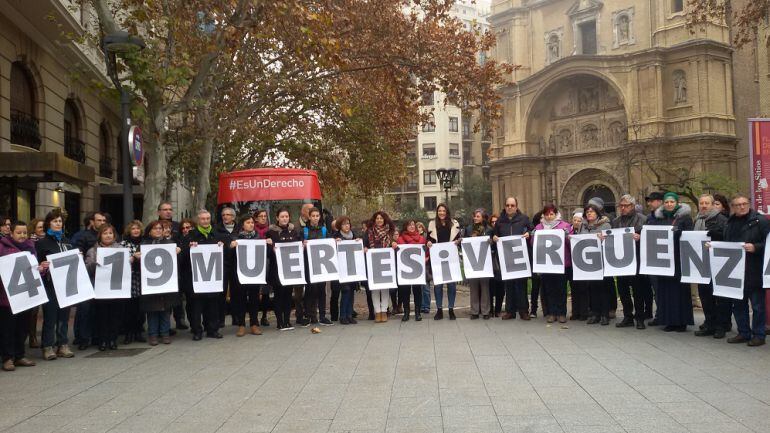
left=496, top=236, right=532, bottom=280
left=191, top=244, right=224, bottom=293
left=533, top=230, right=565, bottom=274
left=602, top=228, right=637, bottom=277
left=397, top=244, right=426, bottom=285
left=461, top=237, right=494, bottom=279
left=141, top=243, right=179, bottom=295
left=0, top=252, right=48, bottom=314
left=570, top=234, right=604, bottom=281
left=48, top=249, right=95, bottom=308
left=710, top=241, right=746, bottom=300
left=306, top=238, right=339, bottom=283
left=236, top=239, right=267, bottom=285
left=640, top=226, right=675, bottom=276
left=679, top=231, right=711, bottom=284
left=367, top=247, right=397, bottom=290
left=429, top=242, right=463, bottom=285
left=337, top=240, right=366, bottom=283
left=94, top=248, right=131, bottom=299
left=274, top=242, right=306, bottom=286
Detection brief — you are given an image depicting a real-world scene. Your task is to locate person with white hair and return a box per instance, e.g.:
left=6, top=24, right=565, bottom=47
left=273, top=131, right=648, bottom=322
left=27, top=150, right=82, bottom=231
left=611, top=194, right=648, bottom=329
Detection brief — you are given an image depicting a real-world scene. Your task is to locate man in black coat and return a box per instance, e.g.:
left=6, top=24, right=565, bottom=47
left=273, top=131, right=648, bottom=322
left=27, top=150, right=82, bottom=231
left=611, top=194, right=649, bottom=329
left=693, top=194, right=730, bottom=338
left=215, top=207, right=238, bottom=329
left=492, top=196, right=532, bottom=321
left=724, top=194, right=770, bottom=347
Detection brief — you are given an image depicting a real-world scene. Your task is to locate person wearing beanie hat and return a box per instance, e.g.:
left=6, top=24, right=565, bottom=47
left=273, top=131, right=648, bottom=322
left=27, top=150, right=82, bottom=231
left=649, top=192, right=693, bottom=332
left=588, top=197, right=605, bottom=211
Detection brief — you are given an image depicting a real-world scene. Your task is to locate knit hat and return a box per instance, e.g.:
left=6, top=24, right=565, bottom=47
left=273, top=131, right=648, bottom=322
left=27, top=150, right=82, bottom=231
left=587, top=197, right=604, bottom=210
left=663, top=192, right=679, bottom=202
left=572, top=209, right=583, bottom=219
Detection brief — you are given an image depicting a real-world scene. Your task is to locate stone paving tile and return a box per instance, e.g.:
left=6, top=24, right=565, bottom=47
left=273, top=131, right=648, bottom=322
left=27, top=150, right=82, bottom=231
left=4, top=309, right=770, bottom=433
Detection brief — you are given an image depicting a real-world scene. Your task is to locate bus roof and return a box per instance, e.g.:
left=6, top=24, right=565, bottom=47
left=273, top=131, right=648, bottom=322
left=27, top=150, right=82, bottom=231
left=218, top=168, right=322, bottom=204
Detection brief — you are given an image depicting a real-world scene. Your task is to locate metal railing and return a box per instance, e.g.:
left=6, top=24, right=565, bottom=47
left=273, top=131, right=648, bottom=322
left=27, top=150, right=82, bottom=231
left=99, top=156, right=113, bottom=178
left=64, top=136, right=86, bottom=163
left=10, top=109, right=42, bottom=150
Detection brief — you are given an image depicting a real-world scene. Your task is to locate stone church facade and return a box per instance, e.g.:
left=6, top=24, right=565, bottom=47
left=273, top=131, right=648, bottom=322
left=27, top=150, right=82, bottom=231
left=487, top=0, right=746, bottom=215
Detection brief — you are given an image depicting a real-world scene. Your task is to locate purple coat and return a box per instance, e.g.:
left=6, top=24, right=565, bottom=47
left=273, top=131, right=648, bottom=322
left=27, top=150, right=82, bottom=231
left=534, top=219, right=573, bottom=268
left=0, top=236, right=36, bottom=308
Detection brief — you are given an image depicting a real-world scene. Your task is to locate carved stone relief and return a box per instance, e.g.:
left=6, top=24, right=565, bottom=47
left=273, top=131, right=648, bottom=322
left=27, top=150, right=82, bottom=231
left=609, top=121, right=626, bottom=146
left=673, top=70, right=687, bottom=104
left=558, top=128, right=573, bottom=153
left=578, top=87, right=599, bottom=113
left=581, top=124, right=600, bottom=149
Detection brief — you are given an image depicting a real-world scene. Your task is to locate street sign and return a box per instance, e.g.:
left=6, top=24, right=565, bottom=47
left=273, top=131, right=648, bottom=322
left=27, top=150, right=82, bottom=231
left=127, top=125, right=143, bottom=167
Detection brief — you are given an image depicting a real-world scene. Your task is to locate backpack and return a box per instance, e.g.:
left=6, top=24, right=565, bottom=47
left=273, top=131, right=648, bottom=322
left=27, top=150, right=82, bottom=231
left=303, top=226, right=327, bottom=240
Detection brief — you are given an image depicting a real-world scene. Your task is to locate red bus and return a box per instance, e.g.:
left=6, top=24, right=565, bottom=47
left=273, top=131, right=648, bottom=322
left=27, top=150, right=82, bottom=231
left=217, top=168, right=323, bottom=223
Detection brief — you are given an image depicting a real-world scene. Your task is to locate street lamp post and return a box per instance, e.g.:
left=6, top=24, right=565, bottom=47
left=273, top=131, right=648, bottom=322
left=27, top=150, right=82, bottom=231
left=435, top=168, right=459, bottom=206
left=102, top=31, right=145, bottom=227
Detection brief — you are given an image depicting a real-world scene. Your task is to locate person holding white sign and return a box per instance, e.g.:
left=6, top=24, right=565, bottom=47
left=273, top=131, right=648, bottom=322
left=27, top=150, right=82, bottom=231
left=574, top=203, right=612, bottom=325
left=119, top=221, right=147, bottom=344
left=0, top=221, right=39, bottom=371
left=533, top=205, right=573, bottom=324
left=724, top=194, right=770, bottom=346
left=427, top=204, right=463, bottom=320
left=302, top=207, right=332, bottom=326
left=692, top=194, right=730, bottom=338
left=142, top=221, right=182, bottom=346
left=333, top=216, right=361, bottom=325
left=492, top=197, right=532, bottom=321
left=363, top=211, right=398, bottom=323
left=648, top=192, right=694, bottom=332
left=84, top=225, right=126, bottom=351
left=187, top=210, right=228, bottom=340
left=610, top=194, right=648, bottom=329
left=463, top=210, right=494, bottom=320
left=396, top=219, right=427, bottom=322
left=35, top=209, right=75, bottom=360
left=230, top=214, right=271, bottom=337
left=266, top=208, right=304, bottom=331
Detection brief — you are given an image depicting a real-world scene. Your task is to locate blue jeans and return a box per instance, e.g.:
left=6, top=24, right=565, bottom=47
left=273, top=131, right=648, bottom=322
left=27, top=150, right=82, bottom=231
left=733, top=288, right=766, bottom=340
left=340, top=284, right=354, bottom=319
left=74, top=300, right=92, bottom=344
left=147, top=310, right=171, bottom=337
left=42, top=286, right=70, bottom=347
left=434, top=282, right=457, bottom=309
left=421, top=285, right=431, bottom=312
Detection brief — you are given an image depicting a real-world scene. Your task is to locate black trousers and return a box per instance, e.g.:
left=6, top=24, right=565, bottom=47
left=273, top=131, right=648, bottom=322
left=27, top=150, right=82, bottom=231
left=275, top=285, right=294, bottom=327
left=231, top=282, right=261, bottom=327
left=398, top=285, right=422, bottom=313
left=648, top=275, right=659, bottom=319
left=530, top=274, right=543, bottom=314
left=504, top=278, right=529, bottom=314
left=191, top=294, right=220, bottom=335
left=616, top=275, right=650, bottom=320
left=0, top=307, right=28, bottom=361
left=330, top=281, right=341, bottom=321
left=698, top=283, right=732, bottom=332
left=588, top=278, right=612, bottom=317
left=95, top=300, right=124, bottom=344
left=542, top=274, right=567, bottom=316
left=489, top=279, right=504, bottom=315
left=570, top=280, right=590, bottom=319
left=122, top=297, right=144, bottom=335
left=304, top=283, right=327, bottom=321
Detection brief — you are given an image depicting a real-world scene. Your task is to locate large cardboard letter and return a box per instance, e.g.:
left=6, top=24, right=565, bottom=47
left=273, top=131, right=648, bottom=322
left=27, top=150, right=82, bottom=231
left=191, top=244, right=224, bottom=293
left=640, top=226, right=675, bottom=276
left=367, top=247, right=397, bottom=290
left=337, top=240, right=367, bottom=283
left=710, top=241, right=745, bottom=300
left=397, top=244, right=426, bottom=285
left=48, top=249, right=95, bottom=308
left=141, top=243, right=179, bottom=295
left=763, top=232, right=770, bottom=288
left=236, top=239, right=267, bottom=285
left=533, top=229, right=565, bottom=274
left=602, top=228, right=636, bottom=277
left=94, top=248, right=131, bottom=299
left=429, top=242, right=463, bottom=285
left=0, top=252, right=48, bottom=314
left=275, top=242, right=305, bottom=285
left=679, top=231, right=711, bottom=284
left=570, top=234, right=604, bottom=281
left=306, top=239, right=339, bottom=283
left=496, top=236, right=531, bottom=280
left=461, top=237, right=494, bottom=279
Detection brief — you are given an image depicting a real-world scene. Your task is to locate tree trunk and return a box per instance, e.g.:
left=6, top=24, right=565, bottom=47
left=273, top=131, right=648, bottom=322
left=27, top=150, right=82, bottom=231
left=142, top=110, right=168, bottom=224
left=194, top=107, right=215, bottom=211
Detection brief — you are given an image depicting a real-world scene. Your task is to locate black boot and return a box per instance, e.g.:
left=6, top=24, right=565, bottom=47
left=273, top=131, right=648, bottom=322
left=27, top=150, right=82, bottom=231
left=616, top=317, right=634, bottom=328
left=402, top=306, right=410, bottom=322
left=636, top=319, right=646, bottom=330
left=448, top=309, right=456, bottom=320
left=434, top=309, right=443, bottom=320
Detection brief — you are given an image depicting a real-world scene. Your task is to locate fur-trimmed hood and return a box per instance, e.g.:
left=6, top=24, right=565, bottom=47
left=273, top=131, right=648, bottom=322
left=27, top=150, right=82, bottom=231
left=269, top=223, right=295, bottom=233
left=654, top=203, right=692, bottom=220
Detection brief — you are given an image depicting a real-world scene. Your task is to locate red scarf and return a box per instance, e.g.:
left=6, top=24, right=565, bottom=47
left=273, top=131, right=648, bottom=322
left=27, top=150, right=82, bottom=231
left=255, top=222, right=269, bottom=239
left=367, top=224, right=392, bottom=248
left=398, top=230, right=424, bottom=245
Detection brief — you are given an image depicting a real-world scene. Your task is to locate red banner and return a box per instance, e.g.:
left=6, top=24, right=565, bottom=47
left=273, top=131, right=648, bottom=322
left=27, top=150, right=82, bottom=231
left=217, top=168, right=322, bottom=204
left=749, top=119, right=770, bottom=214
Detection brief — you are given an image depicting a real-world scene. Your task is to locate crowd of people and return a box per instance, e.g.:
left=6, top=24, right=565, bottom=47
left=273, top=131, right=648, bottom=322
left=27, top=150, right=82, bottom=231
left=0, top=190, right=768, bottom=373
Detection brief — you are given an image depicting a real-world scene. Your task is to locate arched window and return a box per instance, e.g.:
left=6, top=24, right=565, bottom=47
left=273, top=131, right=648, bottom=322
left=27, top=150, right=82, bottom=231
left=10, top=62, right=40, bottom=149
left=64, top=99, right=85, bottom=163
left=99, top=122, right=113, bottom=178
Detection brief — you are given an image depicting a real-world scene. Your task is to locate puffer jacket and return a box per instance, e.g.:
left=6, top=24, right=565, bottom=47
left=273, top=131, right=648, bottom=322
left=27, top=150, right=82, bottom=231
left=84, top=241, right=123, bottom=283
left=577, top=216, right=611, bottom=234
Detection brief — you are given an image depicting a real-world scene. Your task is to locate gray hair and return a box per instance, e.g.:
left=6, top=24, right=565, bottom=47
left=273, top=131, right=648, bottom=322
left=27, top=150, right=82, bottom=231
left=619, top=194, right=636, bottom=205
left=221, top=207, right=235, bottom=216
left=197, top=209, right=211, bottom=218
left=698, top=194, right=714, bottom=203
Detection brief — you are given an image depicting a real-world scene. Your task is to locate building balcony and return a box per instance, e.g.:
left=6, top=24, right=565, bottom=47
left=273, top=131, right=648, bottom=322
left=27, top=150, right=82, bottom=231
left=10, top=110, right=42, bottom=150
left=64, top=136, right=86, bottom=163
left=463, top=156, right=475, bottom=166
left=421, top=154, right=438, bottom=160
left=99, top=156, right=113, bottom=178
left=449, top=153, right=461, bottom=159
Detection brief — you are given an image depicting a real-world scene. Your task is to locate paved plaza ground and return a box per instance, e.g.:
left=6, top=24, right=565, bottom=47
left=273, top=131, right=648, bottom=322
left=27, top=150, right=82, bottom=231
left=2, top=292, right=770, bottom=433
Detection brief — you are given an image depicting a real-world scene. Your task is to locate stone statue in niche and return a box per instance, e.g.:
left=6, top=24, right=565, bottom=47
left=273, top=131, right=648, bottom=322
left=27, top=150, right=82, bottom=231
left=581, top=124, right=599, bottom=149
left=578, top=87, right=599, bottom=113
left=609, top=122, right=626, bottom=146
left=617, top=15, right=630, bottom=43
left=673, top=70, right=687, bottom=104
left=605, top=87, right=621, bottom=108
left=547, top=35, right=560, bottom=63
left=559, top=129, right=573, bottom=152
left=548, top=134, right=557, bottom=154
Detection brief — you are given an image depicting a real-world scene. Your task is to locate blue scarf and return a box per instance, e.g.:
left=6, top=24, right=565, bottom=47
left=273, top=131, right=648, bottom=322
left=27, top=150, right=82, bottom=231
left=46, top=228, right=63, bottom=241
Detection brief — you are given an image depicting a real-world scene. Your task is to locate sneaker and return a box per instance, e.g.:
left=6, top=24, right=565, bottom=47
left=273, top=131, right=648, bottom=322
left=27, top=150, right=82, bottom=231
left=319, top=317, right=333, bottom=326
left=260, top=317, right=270, bottom=327
left=279, top=326, right=291, bottom=331
left=42, top=347, right=57, bottom=360
left=694, top=329, right=715, bottom=337
left=748, top=337, right=766, bottom=347
left=56, top=345, right=74, bottom=358
left=298, top=318, right=311, bottom=328
left=600, top=316, right=610, bottom=326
